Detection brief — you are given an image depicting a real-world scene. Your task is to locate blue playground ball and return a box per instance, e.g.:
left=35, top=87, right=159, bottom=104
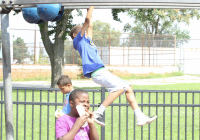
left=37, top=4, right=64, bottom=21
left=22, top=7, right=44, bottom=24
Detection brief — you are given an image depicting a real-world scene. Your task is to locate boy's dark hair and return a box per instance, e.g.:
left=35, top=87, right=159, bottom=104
left=70, top=25, right=82, bottom=39
left=57, top=75, right=72, bottom=86
left=69, top=89, right=88, bottom=102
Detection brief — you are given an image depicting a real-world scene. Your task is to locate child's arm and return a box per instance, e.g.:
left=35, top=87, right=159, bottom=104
left=86, top=110, right=99, bottom=140
left=80, top=6, right=94, bottom=37
left=87, top=17, right=93, bottom=40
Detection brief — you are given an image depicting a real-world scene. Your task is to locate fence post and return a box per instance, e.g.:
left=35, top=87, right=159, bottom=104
left=1, top=13, right=14, bottom=140
left=101, top=87, right=105, bottom=140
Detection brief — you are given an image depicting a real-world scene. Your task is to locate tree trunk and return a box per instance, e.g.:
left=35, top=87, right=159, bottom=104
left=50, top=40, right=64, bottom=88
left=38, top=10, right=72, bottom=88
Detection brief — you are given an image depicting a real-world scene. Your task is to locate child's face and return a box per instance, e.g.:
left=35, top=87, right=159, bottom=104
left=73, top=93, right=90, bottom=115
left=58, top=84, right=72, bottom=94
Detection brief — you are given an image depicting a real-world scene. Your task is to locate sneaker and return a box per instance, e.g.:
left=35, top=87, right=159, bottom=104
left=93, top=111, right=105, bottom=126
left=137, top=115, right=157, bottom=126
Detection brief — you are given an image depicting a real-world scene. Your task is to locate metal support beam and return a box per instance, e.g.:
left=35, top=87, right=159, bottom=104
left=9, top=0, right=200, bottom=5
left=11, top=3, right=200, bottom=9
left=1, top=13, right=14, bottom=140
left=1, top=0, right=200, bottom=9
left=62, top=6, right=200, bottom=9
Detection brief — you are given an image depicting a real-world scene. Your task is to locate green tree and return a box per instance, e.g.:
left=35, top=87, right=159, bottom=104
left=112, top=9, right=200, bottom=42
left=93, top=20, right=121, bottom=47
left=13, top=37, right=29, bottom=64
left=38, top=9, right=82, bottom=88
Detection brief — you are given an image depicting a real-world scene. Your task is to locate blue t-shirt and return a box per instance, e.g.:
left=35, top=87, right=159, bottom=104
left=73, top=32, right=104, bottom=78
left=62, top=91, right=72, bottom=114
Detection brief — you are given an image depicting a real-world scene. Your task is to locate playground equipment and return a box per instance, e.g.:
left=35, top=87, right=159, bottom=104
left=22, top=7, right=44, bottom=24
left=22, top=4, right=64, bottom=24
left=1, top=0, right=200, bottom=140
left=1, top=0, right=200, bottom=9
left=37, top=4, right=64, bottom=21
left=2, top=0, right=200, bottom=24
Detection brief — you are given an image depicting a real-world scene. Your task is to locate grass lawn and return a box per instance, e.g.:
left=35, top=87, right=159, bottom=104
left=0, top=83, right=200, bottom=140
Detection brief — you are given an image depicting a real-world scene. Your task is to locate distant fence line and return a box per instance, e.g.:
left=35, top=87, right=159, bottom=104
left=0, top=86, right=200, bottom=140
left=1, top=28, right=200, bottom=69
left=0, top=28, right=178, bottom=66
left=7, top=39, right=200, bottom=67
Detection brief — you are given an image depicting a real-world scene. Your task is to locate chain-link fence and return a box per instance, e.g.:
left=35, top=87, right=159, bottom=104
left=4, top=28, right=200, bottom=68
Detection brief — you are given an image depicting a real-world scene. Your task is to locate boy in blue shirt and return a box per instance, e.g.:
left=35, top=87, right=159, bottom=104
left=70, top=6, right=157, bottom=126
left=56, top=75, right=74, bottom=118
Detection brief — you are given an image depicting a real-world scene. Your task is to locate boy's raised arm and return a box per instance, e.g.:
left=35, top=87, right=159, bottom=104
left=87, top=17, right=93, bottom=40
left=81, top=6, right=94, bottom=37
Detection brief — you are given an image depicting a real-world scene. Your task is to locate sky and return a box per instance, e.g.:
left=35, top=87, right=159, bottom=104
left=4, top=9, right=200, bottom=44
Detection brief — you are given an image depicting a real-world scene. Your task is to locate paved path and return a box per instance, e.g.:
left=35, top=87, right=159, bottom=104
left=0, top=75, right=200, bottom=88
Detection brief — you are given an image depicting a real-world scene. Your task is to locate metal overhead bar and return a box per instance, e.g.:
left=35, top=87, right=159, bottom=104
left=62, top=6, right=200, bottom=9
left=2, top=0, right=200, bottom=6
left=8, top=2, right=200, bottom=9
left=9, top=0, right=200, bottom=5
left=61, top=3, right=200, bottom=9
left=62, top=3, right=200, bottom=6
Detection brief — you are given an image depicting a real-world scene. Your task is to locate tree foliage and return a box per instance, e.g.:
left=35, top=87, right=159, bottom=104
left=93, top=20, right=121, bottom=47
left=112, top=9, right=200, bottom=41
left=13, top=37, right=29, bottom=63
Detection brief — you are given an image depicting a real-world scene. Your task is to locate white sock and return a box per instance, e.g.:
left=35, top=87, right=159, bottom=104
left=96, top=104, right=106, bottom=114
left=134, top=108, right=145, bottom=119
